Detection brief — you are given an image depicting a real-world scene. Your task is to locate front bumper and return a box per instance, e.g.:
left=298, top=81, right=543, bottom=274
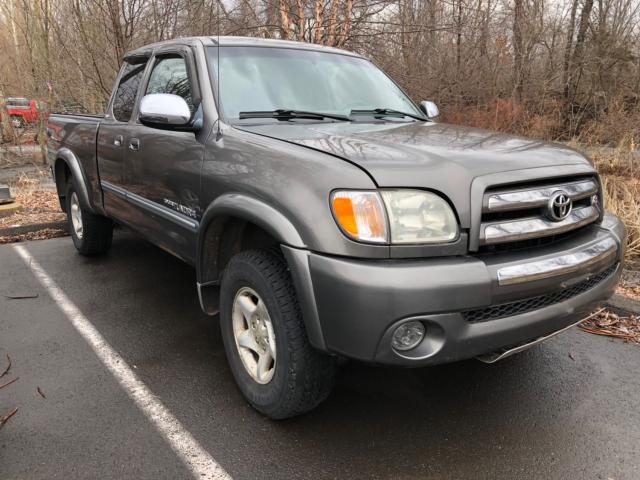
left=283, top=213, right=626, bottom=366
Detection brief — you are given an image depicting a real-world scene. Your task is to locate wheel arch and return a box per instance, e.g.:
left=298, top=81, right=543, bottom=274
left=53, top=148, right=95, bottom=214
left=195, top=194, right=327, bottom=350
left=196, top=193, right=305, bottom=286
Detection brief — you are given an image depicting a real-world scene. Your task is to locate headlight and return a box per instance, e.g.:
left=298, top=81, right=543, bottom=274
left=331, top=189, right=458, bottom=244
left=381, top=190, right=458, bottom=243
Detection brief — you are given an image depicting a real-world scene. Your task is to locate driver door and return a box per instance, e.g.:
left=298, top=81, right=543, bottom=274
left=122, top=49, right=205, bottom=263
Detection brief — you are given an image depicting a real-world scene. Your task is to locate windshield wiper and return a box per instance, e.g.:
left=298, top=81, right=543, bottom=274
left=350, top=108, right=426, bottom=121
left=239, top=109, right=352, bottom=122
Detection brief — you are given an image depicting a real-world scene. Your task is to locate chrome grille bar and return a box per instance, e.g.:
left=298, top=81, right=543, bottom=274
left=484, top=179, right=597, bottom=213
left=481, top=205, right=599, bottom=245
left=496, top=236, right=617, bottom=286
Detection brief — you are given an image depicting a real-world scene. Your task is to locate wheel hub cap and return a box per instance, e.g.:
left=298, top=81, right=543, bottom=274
left=232, top=287, right=276, bottom=384
left=70, top=192, right=83, bottom=239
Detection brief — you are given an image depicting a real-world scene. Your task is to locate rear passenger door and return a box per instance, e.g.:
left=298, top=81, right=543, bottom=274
left=122, top=49, right=205, bottom=263
left=98, top=58, right=148, bottom=217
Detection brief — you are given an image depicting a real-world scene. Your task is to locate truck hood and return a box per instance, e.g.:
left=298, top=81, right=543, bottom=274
left=236, top=121, right=593, bottom=225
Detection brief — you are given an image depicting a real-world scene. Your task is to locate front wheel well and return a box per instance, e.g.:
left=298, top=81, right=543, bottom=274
left=200, top=216, right=281, bottom=285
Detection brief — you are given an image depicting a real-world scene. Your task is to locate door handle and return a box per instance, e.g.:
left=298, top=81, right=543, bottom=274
left=114, top=135, right=123, bottom=147
left=129, top=138, right=140, bottom=151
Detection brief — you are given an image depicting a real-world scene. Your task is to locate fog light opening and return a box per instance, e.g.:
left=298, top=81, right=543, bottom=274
left=391, top=321, right=426, bottom=352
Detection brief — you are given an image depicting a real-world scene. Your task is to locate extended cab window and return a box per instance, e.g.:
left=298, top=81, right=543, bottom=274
left=112, top=61, right=146, bottom=122
left=145, top=56, right=194, bottom=114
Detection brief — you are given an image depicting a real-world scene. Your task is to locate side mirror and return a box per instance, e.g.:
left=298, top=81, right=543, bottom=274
left=419, top=100, right=439, bottom=119
left=139, top=93, right=192, bottom=128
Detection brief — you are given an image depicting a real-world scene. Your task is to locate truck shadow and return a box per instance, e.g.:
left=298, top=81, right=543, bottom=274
left=272, top=345, right=589, bottom=477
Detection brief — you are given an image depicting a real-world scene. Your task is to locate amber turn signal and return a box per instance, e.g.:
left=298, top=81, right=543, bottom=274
left=331, top=191, right=388, bottom=243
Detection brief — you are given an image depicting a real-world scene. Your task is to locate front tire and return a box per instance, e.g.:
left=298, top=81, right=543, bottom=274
left=220, top=249, right=336, bottom=419
left=65, top=180, right=113, bottom=256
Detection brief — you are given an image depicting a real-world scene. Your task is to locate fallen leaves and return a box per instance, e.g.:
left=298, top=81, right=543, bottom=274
left=0, top=227, right=67, bottom=245
left=579, top=309, right=640, bottom=344
left=0, top=190, right=65, bottom=229
left=616, top=284, right=640, bottom=301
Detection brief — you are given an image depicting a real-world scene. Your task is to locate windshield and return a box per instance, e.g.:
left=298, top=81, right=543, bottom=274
left=207, top=46, right=422, bottom=121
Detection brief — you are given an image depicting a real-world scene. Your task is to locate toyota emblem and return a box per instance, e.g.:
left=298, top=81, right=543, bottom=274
left=547, top=190, right=572, bottom=221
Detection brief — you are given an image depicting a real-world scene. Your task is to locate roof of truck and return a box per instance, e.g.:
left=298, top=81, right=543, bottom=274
left=124, top=36, right=363, bottom=61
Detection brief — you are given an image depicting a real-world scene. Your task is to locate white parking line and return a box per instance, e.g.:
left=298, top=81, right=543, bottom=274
left=13, top=244, right=232, bottom=480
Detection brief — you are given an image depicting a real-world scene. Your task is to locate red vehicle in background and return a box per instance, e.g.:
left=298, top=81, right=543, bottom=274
left=1, top=97, right=43, bottom=127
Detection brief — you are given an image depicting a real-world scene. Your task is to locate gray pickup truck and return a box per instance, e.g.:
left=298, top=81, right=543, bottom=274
left=47, top=36, right=625, bottom=419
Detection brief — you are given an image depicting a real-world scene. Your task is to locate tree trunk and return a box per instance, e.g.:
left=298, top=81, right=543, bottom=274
left=455, top=0, right=462, bottom=77
left=313, top=0, right=324, bottom=43
left=0, top=92, right=17, bottom=145
left=327, top=0, right=340, bottom=46
left=562, top=0, right=578, bottom=100
left=279, top=0, right=292, bottom=40
left=512, top=0, right=525, bottom=102
left=339, top=0, right=352, bottom=47
left=570, top=0, right=594, bottom=96
left=563, top=0, right=594, bottom=135
left=295, top=0, right=305, bottom=41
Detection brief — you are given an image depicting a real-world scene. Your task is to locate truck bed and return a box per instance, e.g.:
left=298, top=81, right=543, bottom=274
left=47, top=113, right=105, bottom=212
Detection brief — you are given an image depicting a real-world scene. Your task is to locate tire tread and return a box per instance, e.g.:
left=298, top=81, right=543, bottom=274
left=222, top=249, right=336, bottom=419
left=66, top=180, right=113, bottom=256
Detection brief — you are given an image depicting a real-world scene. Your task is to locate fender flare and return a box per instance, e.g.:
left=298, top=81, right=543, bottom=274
left=196, top=194, right=328, bottom=350
left=196, top=193, right=305, bottom=283
left=54, top=148, right=95, bottom=213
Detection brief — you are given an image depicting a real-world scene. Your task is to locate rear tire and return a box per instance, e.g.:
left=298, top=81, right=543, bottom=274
left=220, top=249, right=336, bottom=419
left=65, top=179, right=113, bottom=256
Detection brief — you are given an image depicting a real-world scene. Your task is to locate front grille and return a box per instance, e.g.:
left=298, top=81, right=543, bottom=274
left=477, top=230, right=581, bottom=255
left=462, top=263, right=617, bottom=323
left=479, top=176, right=600, bottom=247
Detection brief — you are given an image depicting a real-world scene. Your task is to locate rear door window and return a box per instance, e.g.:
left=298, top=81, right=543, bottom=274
left=112, top=61, right=147, bottom=122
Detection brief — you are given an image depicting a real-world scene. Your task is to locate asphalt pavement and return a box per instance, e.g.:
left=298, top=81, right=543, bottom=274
left=1, top=231, right=639, bottom=479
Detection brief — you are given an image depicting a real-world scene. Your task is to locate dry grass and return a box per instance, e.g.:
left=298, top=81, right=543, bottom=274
left=586, top=138, right=640, bottom=269
left=577, top=99, right=640, bottom=147
left=442, top=98, right=565, bottom=140
left=442, top=96, right=640, bottom=145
